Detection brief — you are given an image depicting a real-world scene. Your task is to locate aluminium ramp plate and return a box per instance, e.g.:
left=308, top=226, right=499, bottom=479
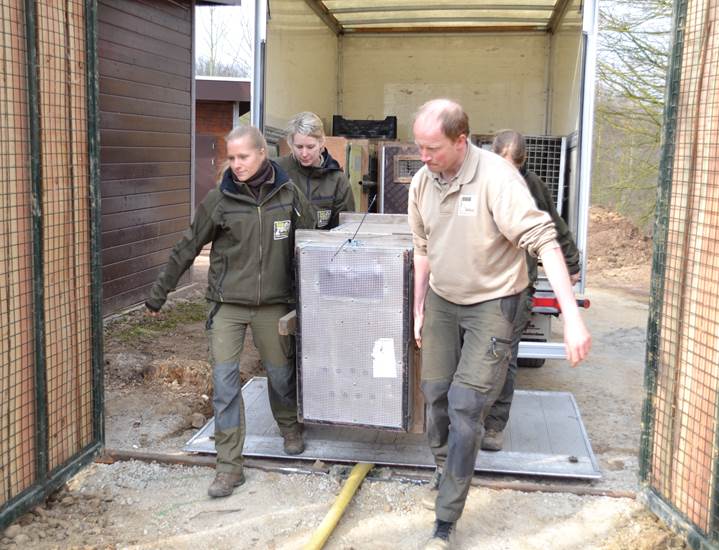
left=184, top=377, right=601, bottom=480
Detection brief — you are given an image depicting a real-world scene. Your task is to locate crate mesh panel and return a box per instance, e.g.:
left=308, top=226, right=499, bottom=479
left=472, top=134, right=565, bottom=209
left=0, top=0, right=36, bottom=506
left=643, top=0, right=719, bottom=542
left=525, top=136, right=564, bottom=206
left=382, top=144, right=420, bottom=214
left=298, top=243, right=410, bottom=429
left=37, top=0, right=94, bottom=470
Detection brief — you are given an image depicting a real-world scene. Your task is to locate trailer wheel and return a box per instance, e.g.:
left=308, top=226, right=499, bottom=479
left=518, top=357, right=545, bottom=368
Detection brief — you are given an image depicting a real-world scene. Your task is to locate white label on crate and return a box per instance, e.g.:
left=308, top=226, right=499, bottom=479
left=458, top=194, right=477, bottom=216
left=372, top=338, right=397, bottom=378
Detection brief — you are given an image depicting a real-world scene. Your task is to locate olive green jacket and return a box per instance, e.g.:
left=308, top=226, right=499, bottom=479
left=146, top=161, right=314, bottom=311
left=522, top=168, right=581, bottom=283
left=274, top=151, right=355, bottom=229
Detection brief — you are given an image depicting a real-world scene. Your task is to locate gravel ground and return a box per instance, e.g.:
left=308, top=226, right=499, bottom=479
left=0, top=283, right=688, bottom=550
left=0, top=458, right=684, bottom=550
left=0, top=211, right=691, bottom=549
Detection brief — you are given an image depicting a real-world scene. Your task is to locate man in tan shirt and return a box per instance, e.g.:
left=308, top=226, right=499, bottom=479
left=408, top=99, right=591, bottom=549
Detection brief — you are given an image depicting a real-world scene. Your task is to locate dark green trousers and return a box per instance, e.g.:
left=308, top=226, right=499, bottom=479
left=207, top=302, right=298, bottom=474
left=485, top=286, right=534, bottom=432
left=420, top=289, right=520, bottom=522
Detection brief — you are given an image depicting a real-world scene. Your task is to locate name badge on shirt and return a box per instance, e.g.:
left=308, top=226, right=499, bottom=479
left=457, top=195, right=477, bottom=216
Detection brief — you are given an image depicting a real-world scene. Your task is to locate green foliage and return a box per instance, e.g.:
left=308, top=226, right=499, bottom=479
left=109, top=301, right=206, bottom=345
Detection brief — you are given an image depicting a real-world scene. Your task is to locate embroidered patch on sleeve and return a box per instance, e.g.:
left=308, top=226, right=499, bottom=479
left=273, top=220, right=291, bottom=240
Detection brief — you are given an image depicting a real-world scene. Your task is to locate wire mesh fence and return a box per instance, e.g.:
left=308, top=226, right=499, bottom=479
left=0, top=0, right=36, bottom=506
left=0, top=0, right=101, bottom=530
left=36, top=0, right=95, bottom=472
left=642, top=0, right=719, bottom=547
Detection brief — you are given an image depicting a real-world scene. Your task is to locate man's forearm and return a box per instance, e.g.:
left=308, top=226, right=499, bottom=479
left=541, top=247, right=581, bottom=317
left=540, top=245, right=591, bottom=366
left=413, top=254, right=430, bottom=315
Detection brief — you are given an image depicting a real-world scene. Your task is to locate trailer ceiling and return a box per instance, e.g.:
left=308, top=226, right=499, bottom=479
left=304, top=0, right=576, bottom=34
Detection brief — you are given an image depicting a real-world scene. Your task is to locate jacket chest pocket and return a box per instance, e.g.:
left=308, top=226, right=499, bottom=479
left=221, top=208, right=255, bottom=241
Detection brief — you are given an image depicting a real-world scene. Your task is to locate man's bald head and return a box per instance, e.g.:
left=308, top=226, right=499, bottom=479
left=414, top=99, right=469, bottom=141
left=413, top=99, right=470, bottom=179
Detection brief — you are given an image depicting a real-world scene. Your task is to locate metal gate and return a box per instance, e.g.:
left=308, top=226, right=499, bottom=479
left=0, top=0, right=102, bottom=530
left=641, top=1, right=719, bottom=548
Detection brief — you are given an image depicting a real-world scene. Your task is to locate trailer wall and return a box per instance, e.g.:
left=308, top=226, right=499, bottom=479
left=340, top=34, right=548, bottom=140
left=265, top=0, right=339, bottom=132
left=548, top=2, right=583, bottom=136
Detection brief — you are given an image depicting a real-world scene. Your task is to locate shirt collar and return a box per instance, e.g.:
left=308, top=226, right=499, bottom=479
left=430, top=142, right=480, bottom=187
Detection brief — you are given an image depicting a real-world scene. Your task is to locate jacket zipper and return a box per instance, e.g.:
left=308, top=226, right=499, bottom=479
left=257, top=205, right=263, bottom=305
left=216, top=255, right=228, bottom=301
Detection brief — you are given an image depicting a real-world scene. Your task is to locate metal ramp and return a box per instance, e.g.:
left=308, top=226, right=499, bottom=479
left=184, top=377, right=601, bottom=480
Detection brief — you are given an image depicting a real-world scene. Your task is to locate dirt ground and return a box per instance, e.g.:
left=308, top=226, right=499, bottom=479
left=1, top=207, right=689, bottom=549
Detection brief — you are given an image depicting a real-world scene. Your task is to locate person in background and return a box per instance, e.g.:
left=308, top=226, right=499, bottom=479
left=275, top=111, right=355, bottom=229
left=481, top=129, right=582, bottom=451
left=408, top=99, right=591, bottom=549
left=145, top=126, right=314, bottom=499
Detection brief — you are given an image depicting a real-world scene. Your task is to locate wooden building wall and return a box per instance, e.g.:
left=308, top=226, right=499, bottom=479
left=99, top=0, right=192, bottom=314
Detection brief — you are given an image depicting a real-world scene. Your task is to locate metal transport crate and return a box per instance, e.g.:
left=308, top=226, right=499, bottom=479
left=295, top=228, right=415, bottom=430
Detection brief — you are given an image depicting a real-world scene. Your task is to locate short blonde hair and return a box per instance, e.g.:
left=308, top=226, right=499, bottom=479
left=285, top=111, right=325, bottom=144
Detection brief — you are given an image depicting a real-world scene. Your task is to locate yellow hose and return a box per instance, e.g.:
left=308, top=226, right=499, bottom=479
left=303, top=462, right=374, bottom=550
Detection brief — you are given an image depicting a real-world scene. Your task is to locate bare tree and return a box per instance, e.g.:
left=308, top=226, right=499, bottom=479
left=593, top=0, right=672, bottom=229
left=196, top=6, right=253, bottom=78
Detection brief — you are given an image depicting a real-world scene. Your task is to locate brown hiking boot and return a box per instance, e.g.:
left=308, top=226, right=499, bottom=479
left=207, top=471, right=245, bottom=498
left=424, top=520, right=454, bottom=549
left=481, top=429, right=505, bottom=451
left=282, top=426, right=305, bottom=455
left=421, top=467, right=442, bottom=510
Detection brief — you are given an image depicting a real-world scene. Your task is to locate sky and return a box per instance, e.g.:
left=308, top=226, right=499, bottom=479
left=194, top=2, right=255, bottom=71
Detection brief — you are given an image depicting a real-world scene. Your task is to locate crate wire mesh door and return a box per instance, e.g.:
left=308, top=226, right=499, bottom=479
left=296, top=233, right=413, bottom=430
left=642, top=0, right=719, bottom=547
left=471, top=134, right=567, bottom=215
left=0, top=0, right=101, bottom=530
left=379, top=142, right=422, bottom=214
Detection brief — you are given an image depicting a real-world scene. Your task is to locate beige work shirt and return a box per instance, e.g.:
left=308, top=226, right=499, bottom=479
left=407, top=142, right=559, bottom=305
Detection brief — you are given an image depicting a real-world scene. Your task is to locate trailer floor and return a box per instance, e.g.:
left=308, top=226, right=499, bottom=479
left=184, top=377, right=600, bottom=480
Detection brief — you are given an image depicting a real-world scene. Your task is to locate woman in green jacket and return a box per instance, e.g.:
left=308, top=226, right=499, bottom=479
left=275, top=111, right=355, bottom=229
left=145, top=125, right=314, bottom=498
left=482, top=129, right=581, bottom=452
